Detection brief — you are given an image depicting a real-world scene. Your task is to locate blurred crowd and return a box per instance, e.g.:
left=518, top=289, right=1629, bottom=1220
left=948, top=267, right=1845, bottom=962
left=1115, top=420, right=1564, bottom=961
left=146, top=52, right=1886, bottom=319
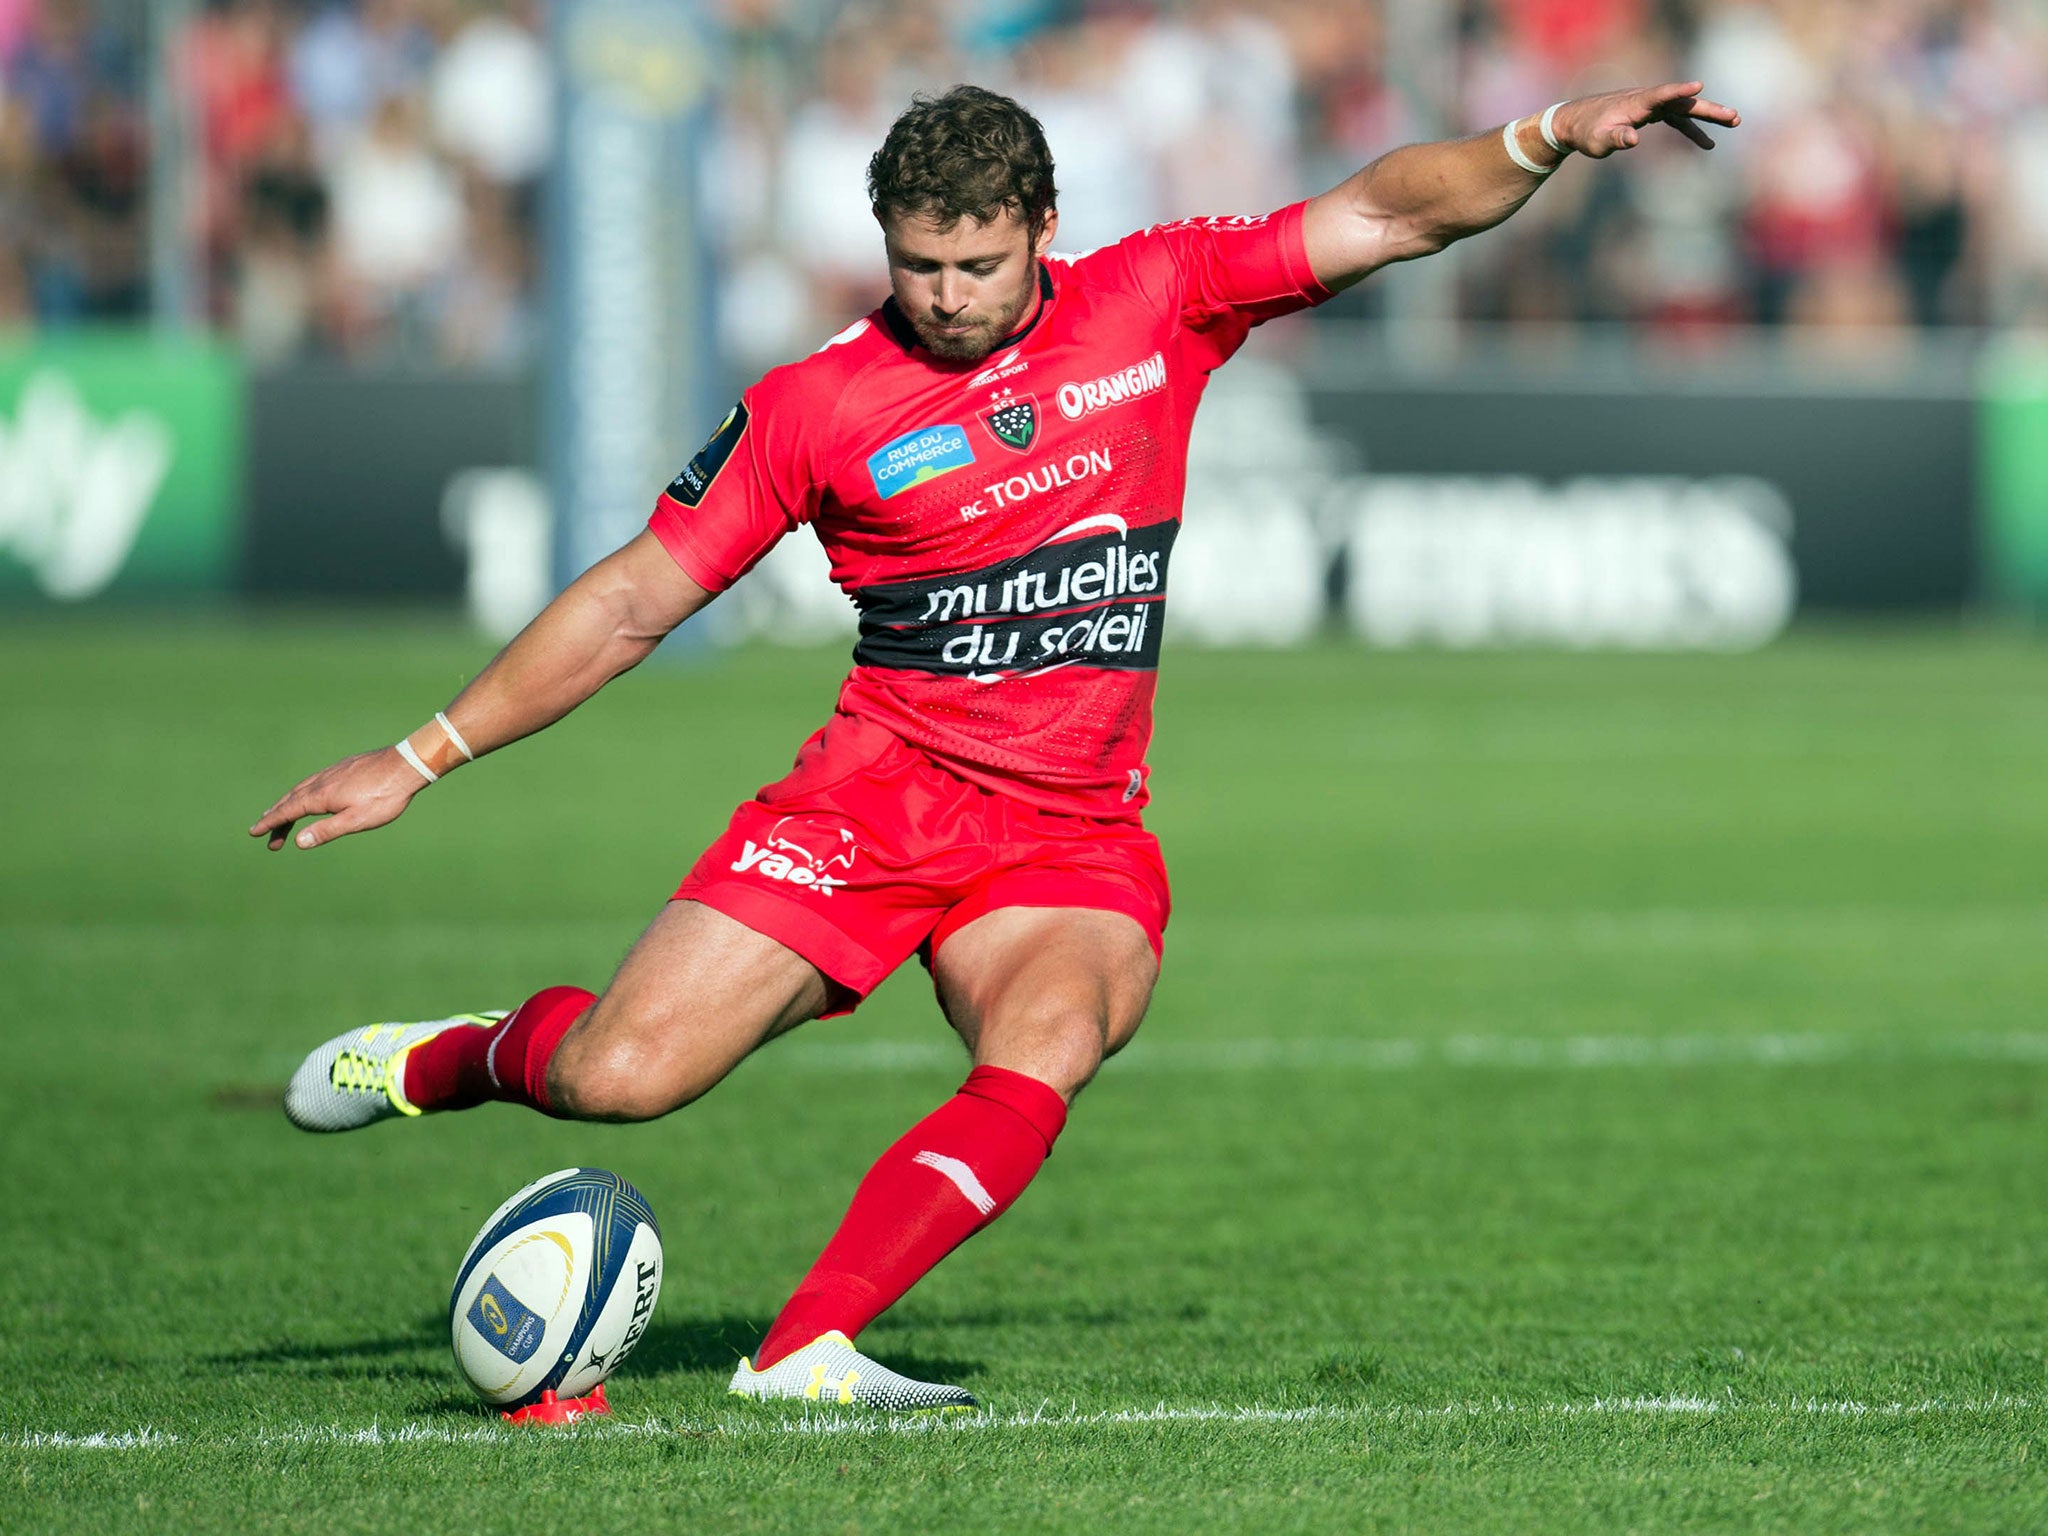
left=4, top=0, right=2048, bottom=369
left=0, top=0, right=548, bottom=362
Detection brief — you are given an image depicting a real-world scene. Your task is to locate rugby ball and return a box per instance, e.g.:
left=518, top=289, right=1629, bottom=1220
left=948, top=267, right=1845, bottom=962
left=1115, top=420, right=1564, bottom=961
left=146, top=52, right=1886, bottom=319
left=448, top=1167, right=663, bottom=1409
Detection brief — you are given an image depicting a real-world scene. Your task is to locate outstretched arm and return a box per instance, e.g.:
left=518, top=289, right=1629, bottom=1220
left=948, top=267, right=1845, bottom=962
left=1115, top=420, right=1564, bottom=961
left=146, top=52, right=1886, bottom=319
left=249, top=530, right=711, bottom=852
left=1301, top=81, right=1741, bottom=293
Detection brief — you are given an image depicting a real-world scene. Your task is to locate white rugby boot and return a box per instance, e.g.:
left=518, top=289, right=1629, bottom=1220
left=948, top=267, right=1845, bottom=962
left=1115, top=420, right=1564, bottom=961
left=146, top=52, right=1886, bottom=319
left=283, top=1013, right=506, bottom=1132
left=729, top=1331, right=979, bottom=1412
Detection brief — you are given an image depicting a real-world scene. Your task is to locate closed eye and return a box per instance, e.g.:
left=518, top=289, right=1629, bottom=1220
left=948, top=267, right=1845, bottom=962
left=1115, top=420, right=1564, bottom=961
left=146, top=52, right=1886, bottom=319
left=900, top=260, right=1004, bottom=277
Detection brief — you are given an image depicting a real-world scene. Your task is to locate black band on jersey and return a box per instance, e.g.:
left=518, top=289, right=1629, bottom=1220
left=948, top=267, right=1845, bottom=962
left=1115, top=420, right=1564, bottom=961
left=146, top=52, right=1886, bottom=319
left=851, top=520, right=1176, bottom=679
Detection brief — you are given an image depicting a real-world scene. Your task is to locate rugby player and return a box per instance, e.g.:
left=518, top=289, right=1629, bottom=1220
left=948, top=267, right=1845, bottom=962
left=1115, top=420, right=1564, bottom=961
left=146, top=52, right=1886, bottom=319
left=252, top=81, right=1737, bottom=1410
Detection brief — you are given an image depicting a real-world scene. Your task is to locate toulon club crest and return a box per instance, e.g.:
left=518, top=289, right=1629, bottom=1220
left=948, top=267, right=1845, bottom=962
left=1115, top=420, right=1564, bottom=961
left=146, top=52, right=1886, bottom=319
left=981, top=390, right=1038, bottom=453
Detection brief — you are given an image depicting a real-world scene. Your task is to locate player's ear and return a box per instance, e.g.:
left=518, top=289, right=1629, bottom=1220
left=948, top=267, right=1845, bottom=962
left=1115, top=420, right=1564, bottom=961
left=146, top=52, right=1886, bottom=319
left=1033, top=208, right=1058, bottom=259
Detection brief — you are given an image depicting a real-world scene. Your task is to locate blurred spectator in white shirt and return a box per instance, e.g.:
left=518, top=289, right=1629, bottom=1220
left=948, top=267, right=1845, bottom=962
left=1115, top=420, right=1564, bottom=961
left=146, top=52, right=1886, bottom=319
left=1116, top=0, right=1299, bottom=218
left=1688, top=0, right=1820, bottom=148
left=429, top=0, right=552, bottom=188
left=1998, top=106, right=2048, bottom=327
left=1009, top=20, right=1156, bottom=253
left=327, top=92, right=462, bottom=354
left=775, top=19, right=897, bottom=334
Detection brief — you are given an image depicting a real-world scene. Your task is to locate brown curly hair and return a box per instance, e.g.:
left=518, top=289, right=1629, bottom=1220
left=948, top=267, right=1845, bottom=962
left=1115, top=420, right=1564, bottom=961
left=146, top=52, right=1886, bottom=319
left=868, top=85, right=1059, bottom=235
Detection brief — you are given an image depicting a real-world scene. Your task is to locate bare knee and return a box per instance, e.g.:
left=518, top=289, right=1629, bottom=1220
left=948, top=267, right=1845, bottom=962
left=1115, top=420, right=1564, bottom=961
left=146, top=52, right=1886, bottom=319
left=976, top=1005, right=1118, bottom=1102
left=545, top=1003, right=723, bottom=1123
left=548, top=1041, right=693, bottom=1122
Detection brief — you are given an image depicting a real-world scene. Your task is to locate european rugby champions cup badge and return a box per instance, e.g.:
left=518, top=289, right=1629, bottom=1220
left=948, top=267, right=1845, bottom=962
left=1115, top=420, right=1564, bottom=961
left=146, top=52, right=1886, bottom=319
left=980, top=388, right=1038, bottom=453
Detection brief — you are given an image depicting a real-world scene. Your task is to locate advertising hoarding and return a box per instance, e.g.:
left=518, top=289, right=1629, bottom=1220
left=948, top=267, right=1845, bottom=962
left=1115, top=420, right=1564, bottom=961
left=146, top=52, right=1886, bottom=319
left=0, top=335, right=240, bottom=602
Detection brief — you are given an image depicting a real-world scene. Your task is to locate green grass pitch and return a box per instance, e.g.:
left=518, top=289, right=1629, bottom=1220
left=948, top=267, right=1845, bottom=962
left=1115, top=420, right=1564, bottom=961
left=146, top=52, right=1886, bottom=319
left=3, top=615, right=2045, bottom=1533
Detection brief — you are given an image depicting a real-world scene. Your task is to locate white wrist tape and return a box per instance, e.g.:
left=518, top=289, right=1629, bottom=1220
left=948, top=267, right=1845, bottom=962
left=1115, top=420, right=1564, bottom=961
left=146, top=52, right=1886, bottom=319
left=1502, top=118, right=1554, bottom=177
left=435, top=711, right=476, bottom=762
left=396, top=738, right=439, bottom=784
left=1540, top=102, right=1569, bottom=155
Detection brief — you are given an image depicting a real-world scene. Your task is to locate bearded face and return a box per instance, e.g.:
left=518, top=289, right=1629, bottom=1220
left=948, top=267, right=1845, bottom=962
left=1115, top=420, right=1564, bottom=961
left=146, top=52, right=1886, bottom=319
left=880, top=206, right=1058, bottom=362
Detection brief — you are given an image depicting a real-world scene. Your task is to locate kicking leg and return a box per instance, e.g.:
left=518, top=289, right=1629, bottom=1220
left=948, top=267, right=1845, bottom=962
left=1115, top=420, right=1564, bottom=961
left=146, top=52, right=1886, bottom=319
left=930, top=904, right=1157, bottom=1095
left=284, top=899, right=830, bottom=1131
left=734, top=907, right=1156, bottom=1406
left=545, top=898, right=831, bottom=1120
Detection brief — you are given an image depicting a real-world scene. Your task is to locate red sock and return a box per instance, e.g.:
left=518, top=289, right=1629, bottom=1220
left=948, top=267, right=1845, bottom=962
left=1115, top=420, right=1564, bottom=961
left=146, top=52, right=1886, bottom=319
left=401, top=985, right=594, bottom=1116
left=753, top=1065, right=1069, bottom=1369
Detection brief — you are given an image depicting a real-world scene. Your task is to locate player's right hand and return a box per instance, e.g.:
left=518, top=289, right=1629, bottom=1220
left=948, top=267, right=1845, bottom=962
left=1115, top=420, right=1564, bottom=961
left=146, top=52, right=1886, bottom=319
left=1551, top=81, right=1740, bottom=159
left=249, top=748, right=425, bottom=852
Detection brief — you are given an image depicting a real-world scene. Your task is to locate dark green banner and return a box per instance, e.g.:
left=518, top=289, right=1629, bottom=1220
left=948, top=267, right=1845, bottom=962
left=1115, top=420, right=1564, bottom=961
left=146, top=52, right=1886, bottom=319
left=0, top=333, right=241, bottom=601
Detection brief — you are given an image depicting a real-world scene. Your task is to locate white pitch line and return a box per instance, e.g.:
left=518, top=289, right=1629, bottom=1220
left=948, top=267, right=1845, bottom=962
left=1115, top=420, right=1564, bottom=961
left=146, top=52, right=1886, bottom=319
left=11, top=1429, right=181, bottom=1450
left=742, top=1394, right=2044, bottom=1438
left=11, top=1395, right=2037, bottom=1452
left=770, top=1031, right=2048, bottom=1075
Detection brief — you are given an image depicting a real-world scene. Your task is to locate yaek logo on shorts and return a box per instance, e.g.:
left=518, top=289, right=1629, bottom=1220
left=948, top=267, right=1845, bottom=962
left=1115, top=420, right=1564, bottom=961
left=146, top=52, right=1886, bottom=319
left=867, top=424, right=976, bottom=500
left=731, top=816, right=860, bottom=896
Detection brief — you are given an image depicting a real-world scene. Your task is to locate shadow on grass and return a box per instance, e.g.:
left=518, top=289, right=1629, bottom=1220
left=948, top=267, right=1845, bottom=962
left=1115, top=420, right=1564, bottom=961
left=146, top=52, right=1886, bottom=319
left=210, top=1314, right=757, bottom=1376
left=398, top=1317, right=768, bottom=1418
left=213, top=1311, right=989, bottom=1413
left=411, top=1391, right=504, bottom=1417
left=210, top=1082, right=287, bottom=1112
left=631, top=1314, right=763, bottom=1376
left=209, top=1322, right=444, bottom=1380
left=871, top=1300, right=1204, bottom=1331
left=635, top=1314, right=984, bottom=1385
left=868, top=1310, right=1138, bottom=1335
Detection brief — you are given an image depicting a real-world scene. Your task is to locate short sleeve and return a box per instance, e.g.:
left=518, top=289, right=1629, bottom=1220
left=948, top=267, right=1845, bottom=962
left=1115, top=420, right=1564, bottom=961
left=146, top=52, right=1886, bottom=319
left=647, top=381, right=822, bottom=592
left=1118, top=201, right=1333, bottom=332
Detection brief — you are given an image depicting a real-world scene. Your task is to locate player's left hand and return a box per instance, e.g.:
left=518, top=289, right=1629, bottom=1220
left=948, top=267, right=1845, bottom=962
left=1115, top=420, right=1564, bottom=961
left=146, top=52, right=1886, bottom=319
left=1552, top=82, right=1740, bottom=160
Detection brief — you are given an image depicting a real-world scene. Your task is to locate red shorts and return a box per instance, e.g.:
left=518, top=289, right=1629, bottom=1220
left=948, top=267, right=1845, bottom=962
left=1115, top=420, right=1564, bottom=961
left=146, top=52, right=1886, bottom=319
left=674, top=713, right=1170, bottom=1012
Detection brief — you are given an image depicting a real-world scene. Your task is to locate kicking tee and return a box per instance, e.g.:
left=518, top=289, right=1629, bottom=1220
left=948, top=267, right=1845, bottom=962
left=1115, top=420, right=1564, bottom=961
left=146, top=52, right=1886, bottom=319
left=649, top=203, right=1331, bottom=819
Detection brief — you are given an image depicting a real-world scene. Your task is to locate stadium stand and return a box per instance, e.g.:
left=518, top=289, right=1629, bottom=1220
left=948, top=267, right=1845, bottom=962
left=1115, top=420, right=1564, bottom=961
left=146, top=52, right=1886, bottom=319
left=4, top=0, right=2045, bottom=364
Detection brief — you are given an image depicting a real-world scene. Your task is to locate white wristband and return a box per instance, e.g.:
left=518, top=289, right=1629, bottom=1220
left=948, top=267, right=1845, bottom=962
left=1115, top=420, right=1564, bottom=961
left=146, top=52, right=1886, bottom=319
left=1502, top=118, right=1554, bottom=177
left=1539, top=101, right=1569, bottom=155
left=396, top=738, right=438, bottom=784
left=435, top=711, right=476, bottom=762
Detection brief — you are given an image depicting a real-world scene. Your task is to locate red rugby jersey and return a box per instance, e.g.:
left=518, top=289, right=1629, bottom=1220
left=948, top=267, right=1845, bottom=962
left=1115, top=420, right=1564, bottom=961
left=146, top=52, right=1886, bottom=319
left=648, top=202, right=1331, bottom=818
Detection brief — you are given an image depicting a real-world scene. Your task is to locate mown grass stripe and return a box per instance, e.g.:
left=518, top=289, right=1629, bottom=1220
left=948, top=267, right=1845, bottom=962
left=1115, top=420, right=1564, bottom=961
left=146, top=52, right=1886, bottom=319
left=772, top=1032, right=2048, bottom=1074
left=9, top=905, right=2048, bottom=948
